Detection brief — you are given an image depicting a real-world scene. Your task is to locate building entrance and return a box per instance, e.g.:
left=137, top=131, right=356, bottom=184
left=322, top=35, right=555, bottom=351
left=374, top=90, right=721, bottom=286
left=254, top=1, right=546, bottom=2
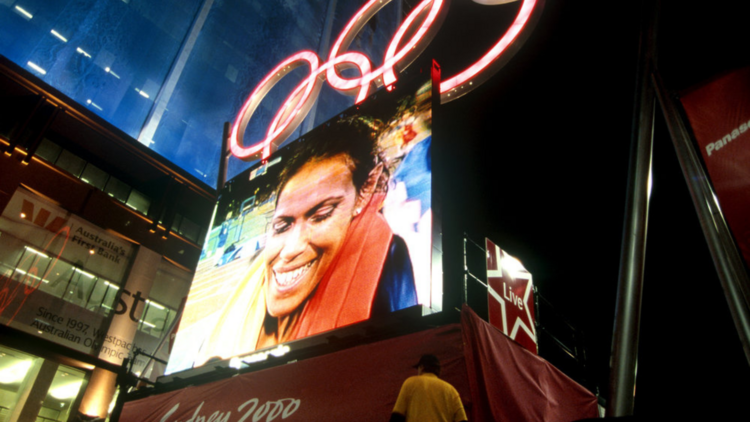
left=0, top=345, right=87, bottom=422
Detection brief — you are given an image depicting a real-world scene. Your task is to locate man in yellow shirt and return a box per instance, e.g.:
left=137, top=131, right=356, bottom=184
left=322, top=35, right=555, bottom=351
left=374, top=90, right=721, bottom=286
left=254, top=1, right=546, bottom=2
left=390, top=354, right=468, bottom=422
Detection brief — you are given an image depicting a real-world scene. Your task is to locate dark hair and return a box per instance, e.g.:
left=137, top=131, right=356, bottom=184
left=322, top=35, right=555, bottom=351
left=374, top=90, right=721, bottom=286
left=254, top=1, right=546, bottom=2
left=416, top=354, right=441, bottom=376
left=422, top=363, right=441, bottom=376
left=276, top=117, right=386, bottom=201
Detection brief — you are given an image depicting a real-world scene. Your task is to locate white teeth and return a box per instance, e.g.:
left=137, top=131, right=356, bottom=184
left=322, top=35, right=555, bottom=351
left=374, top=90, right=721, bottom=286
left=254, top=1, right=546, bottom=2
left=274, top=261, right=314, bottom=287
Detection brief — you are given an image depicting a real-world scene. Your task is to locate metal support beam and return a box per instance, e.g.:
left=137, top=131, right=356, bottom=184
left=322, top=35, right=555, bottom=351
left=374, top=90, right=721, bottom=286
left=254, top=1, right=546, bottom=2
left=138, top=0, right=215, bottom=147
left=607, top=0, right=656, bottom=416
left=217, top=122, right=231, bottom=191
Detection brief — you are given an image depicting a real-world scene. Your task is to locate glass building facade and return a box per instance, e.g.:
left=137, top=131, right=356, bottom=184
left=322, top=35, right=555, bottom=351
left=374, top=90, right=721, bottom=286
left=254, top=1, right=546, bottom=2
left=0, top=0, right=402, bottom=187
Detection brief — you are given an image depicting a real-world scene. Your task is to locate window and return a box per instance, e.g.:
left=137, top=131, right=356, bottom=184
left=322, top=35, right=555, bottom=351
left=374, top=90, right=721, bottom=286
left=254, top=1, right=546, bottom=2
left=35, top=138, right=62, bottom=163
left=138, top=299, right=174, bottom=337
left=39, top=365, right=86, bottom=422
left=104, top=176, right=131, bottom=203
left=171, top=213, right=203, bottom=244
left=54, top=150, right=85, bottom=178
left=33, top=139, right=153, bottom=217
left=80, top=163, right=108, bottom=190
left=125, top=189, right=150, bottom=215
left=5, top=244, right=122, bottom=317
left=135, top=259, right=192, bottom=338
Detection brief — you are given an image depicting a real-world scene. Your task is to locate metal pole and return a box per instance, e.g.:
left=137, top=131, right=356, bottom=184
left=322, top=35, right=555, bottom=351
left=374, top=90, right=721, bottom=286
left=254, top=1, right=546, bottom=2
left=607, top=0, right=656, bottom=416
left=652, top=71, right=750, bottom=365
left=138, top=0, right=215, bottom=146
left=463, top=236, right=469, bottom=304
left=302, top=0, right=338, bottom=135
left=217, top=122, right=230, bottom=191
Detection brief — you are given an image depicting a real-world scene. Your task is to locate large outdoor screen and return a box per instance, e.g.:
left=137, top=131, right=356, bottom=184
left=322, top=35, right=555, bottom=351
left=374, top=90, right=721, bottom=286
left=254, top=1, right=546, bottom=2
left=167, top=75, right=437, bottom=373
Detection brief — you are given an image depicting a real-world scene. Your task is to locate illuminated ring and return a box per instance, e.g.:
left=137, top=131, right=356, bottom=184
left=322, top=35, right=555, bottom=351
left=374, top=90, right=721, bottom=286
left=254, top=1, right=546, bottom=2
left=382, top=0, right=446, bottom=87
left=439, top=0, right=542, bottom=102
left=323, top=52, right=373, bottom=104
left=326, top=0, right=393, bottom=97
left=233, top=51, right=375, bottom=161
left=241, top=52, right=372, bottom=161
left=230, top=0, right=543, bottom=161
left=328, top=0, right=446, bottom=100
left=230, top=51, right=323, bottom=161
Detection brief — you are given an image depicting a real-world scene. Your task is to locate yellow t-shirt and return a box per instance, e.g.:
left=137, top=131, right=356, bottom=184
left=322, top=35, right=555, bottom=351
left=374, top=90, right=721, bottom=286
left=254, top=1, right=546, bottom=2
left=392, top=373, right=468, bottom=422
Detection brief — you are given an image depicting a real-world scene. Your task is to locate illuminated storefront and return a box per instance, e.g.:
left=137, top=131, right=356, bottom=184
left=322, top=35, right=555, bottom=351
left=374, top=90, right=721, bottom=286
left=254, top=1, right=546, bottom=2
left=0, top=345, right=87, bottom=422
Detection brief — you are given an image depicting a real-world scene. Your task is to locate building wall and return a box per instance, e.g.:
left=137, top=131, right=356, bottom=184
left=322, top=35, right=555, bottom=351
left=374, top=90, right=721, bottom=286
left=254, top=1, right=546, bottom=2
left=0, top=57, right=214, bottom=421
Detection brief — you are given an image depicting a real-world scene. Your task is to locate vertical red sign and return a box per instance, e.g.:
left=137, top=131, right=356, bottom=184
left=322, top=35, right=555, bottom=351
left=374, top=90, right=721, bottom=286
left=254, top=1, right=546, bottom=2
left=485, top=238, right=537, bottom=354
left=680, top=66, right=750, bottom=268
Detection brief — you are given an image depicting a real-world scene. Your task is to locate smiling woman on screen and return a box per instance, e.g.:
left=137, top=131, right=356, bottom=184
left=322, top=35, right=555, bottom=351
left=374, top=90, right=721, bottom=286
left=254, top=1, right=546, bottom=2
left=195, top=119, right=418, bottom=363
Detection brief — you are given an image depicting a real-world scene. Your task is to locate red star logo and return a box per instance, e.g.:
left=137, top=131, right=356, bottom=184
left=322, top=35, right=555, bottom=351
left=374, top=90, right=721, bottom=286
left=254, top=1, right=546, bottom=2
left=486, top=238, right=537, bottom=354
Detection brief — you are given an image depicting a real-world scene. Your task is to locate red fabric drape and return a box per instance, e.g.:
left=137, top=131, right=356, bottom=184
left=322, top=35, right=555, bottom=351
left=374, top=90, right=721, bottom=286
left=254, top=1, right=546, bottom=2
left=461, top=305, right=598, bottom=422
left=120, top=308, right=597, bottom=422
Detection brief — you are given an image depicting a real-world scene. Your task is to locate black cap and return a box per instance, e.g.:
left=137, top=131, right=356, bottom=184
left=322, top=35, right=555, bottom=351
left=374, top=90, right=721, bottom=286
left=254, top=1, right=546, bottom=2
left=413, top=354, right=440, bottom=369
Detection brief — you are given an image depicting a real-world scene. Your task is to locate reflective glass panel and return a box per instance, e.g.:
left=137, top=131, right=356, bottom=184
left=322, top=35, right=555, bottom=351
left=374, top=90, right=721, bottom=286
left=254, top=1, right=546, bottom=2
left=125, top=189, right=150, bottom=215
left=38, top=364, right=86, bottom=422
left=37, top=259, right=75, bottom=299
left=13, top=246, right=53, bottom=287
left=0, top=0, right=204, bottom=138
left=97, top=281, right=120, bottom=316
left=80, top=163, right=108, bottom=190
left=35, top=138, right=63, bottom=163
left=62, top=268, right=97, bottom=308
left=103, top=176, right=131, bottom=203
left=55, top=150, right=85, bottom=178
left=0, top=346, right=38, bottom=418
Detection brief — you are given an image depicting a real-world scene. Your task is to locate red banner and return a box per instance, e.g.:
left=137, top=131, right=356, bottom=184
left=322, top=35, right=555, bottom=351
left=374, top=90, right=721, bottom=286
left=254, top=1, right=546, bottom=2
left=121, top=307, right=596, bottom=422
left=680, top=66, right=750, bottom=268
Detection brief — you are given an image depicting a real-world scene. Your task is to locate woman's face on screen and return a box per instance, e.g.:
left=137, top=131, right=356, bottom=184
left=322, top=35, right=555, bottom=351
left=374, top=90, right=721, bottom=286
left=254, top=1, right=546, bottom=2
left=265, top=154, right=358, bottom=317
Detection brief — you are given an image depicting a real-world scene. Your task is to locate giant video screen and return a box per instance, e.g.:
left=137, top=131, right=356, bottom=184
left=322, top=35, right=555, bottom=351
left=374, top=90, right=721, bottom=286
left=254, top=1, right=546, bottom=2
left=167, top=76, right=436, bottom=372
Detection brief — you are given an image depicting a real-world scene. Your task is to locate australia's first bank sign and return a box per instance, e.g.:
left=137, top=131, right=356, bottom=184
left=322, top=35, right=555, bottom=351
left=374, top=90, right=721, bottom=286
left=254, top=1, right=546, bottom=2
left=230, top=0, right=544, bottom=161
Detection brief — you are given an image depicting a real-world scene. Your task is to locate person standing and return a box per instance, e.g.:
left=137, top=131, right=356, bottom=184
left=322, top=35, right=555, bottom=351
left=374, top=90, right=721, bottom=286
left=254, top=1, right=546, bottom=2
left=390, top=354, right=468, bottom=422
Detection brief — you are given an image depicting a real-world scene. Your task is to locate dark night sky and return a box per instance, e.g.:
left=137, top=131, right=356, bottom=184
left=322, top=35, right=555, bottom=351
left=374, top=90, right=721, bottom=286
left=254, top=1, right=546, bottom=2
left=428, top=0, right=750, bottom=418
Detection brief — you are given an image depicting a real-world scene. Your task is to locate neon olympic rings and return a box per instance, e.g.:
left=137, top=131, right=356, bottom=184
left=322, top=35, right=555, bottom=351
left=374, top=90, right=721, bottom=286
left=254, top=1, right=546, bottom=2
left=230, top=0, right=541, bottom=161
